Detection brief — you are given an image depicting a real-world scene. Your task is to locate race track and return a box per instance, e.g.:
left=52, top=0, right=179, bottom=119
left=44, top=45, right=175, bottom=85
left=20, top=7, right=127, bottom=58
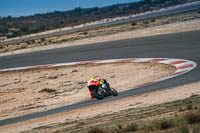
left=0, top=30, right=200, bottom=126
left=0, top=1, right=200, bottom=46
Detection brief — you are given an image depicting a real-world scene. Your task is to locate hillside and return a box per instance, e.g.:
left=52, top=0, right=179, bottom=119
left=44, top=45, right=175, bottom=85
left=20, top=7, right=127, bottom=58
left=0, top=0, right=198, bottom=39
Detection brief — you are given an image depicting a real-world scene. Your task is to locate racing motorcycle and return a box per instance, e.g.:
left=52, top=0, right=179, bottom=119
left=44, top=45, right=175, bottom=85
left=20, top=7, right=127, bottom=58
left=88, top=80, right=118, bottom=100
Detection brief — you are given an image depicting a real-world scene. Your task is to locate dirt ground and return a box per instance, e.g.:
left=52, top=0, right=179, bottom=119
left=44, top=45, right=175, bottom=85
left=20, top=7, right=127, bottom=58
left=0, top=62, right=175, bottom=121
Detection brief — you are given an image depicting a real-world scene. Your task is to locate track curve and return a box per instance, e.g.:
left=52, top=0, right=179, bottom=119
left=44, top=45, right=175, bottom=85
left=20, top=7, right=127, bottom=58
left=0, top=30, right=200, bottom=126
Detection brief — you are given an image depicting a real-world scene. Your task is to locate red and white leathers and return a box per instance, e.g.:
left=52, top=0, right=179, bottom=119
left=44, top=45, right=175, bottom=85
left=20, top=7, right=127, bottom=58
left=87, top=78, right=104, bottom=99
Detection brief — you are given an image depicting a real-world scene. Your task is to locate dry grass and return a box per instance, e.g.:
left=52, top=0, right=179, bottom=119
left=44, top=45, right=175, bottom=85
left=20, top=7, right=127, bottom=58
left=88, top=127, right=106, bottom=133
left=86, top=113, right=200, bottom=133
left=15, top=90, right=200, bottom=133
left=184, top=112, right=200, bottom=124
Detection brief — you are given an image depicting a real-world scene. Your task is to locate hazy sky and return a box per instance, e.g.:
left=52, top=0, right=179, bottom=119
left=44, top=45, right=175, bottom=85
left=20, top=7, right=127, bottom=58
left=0, top=0, right=141, bottom=17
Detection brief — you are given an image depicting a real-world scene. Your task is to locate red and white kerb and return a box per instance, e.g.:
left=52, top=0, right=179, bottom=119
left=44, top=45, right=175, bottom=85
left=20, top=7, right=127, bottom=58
left=0, top=58, right=197, bottom=89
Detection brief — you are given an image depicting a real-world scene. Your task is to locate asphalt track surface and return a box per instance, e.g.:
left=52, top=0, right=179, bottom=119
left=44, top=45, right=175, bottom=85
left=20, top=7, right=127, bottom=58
left=0, top=30, right=200, bottom=126
left=0, top=1, right=200, bottom=46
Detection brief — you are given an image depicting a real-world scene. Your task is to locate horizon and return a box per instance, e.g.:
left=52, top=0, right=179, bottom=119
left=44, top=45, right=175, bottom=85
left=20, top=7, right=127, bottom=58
left=0, top=0, right=141, bottom=17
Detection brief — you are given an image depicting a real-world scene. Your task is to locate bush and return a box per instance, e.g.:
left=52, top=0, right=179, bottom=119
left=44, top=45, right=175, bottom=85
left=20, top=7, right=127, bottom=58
left=26, top=41, right=31, bottom=45
left=118, top=124, right=122, bottom=129
left=87, top=127, right=105, bottom=133
left=184, top=112, right=200, bottom=124
left=41, top=38, right=46, bottom=42
left=10, top=31, right=21, bottom=38
left=174, top=117, right=189, bottom=133
left=83, top=31, right=88, bottom=35
left=192, top=124, right=200, bottom=133
left=151, top=19, right=156, bottom=22
left=179, top=107, right=185, bottom=112
left=187, top=104, right=193, bottom=110
left=143, top=21, right=149, bottom=24
left=0, top=46, right=4, bottom=49
left=160, top=119, right=174, bottom=130
left=131, top=22, right=137, bottom=26
left=31, top=40, right=35, bottom=43
left=142, top=124, right=155, bottom=132
left=125, top=123, right=138, bottom=132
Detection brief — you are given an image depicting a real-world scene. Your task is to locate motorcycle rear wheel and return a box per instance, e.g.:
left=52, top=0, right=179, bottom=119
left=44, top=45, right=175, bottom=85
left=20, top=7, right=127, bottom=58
left=92, top=90, right=104, bottom=100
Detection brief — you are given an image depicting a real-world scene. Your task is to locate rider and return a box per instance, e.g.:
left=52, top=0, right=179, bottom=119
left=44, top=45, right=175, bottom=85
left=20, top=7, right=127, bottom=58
left=87, top=77, right=109, bottom=99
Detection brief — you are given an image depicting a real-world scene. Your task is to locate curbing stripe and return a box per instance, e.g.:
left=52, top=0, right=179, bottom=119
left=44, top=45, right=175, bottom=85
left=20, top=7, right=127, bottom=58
left=0, top=58, right=197, bottom=90
left=169, top=60, right=187, bottom=65
left=177, top=64, right=194, bottom=69
left=170, top=71, right=187, bottom=76
left=174, top=62, right=192, bottom=67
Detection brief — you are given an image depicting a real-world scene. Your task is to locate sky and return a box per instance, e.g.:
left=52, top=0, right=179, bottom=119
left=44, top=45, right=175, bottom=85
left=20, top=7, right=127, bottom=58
left=0, top=0, right=141, bottom=17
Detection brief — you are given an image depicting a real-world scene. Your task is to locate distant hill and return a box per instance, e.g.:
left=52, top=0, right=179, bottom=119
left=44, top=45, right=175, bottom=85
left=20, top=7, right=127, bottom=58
left=0, top=0, right=197, bottom=39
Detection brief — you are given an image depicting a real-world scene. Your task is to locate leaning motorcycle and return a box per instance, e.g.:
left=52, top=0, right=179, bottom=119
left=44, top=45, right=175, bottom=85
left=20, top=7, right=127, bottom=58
left=89, top=82, right=118, bottom=100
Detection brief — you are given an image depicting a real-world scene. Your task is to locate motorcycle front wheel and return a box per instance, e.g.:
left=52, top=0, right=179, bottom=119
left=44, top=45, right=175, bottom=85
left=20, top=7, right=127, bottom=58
left=111, top=88, right=118, bottom=96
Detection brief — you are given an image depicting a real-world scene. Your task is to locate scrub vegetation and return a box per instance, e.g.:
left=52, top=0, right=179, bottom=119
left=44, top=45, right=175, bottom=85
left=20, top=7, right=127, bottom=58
left=23, top=94, right=200, bottom=133
left=0, top=0, right=198, bottom=39
left=0, top=9, right=200, bottom=54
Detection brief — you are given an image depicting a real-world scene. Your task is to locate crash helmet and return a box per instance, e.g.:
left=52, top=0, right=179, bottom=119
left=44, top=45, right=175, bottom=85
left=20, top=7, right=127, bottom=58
left=90, top=77, right=94, bottom=81
left=100, top=79, right=104, bottom=84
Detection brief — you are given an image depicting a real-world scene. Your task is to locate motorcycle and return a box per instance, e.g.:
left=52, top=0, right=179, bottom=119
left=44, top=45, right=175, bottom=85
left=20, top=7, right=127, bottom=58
left=88, top=80, right=118, bottom=100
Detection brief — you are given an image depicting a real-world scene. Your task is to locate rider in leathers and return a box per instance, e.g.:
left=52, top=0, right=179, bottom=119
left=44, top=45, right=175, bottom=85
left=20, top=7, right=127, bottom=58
left=87, top=78, right=110, bottom=99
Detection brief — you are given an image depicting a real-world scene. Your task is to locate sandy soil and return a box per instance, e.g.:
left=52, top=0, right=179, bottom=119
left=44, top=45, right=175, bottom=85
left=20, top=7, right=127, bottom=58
left=1, top=79, right=199, bottom=133
left=0, top=62, right=175, bottom=121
